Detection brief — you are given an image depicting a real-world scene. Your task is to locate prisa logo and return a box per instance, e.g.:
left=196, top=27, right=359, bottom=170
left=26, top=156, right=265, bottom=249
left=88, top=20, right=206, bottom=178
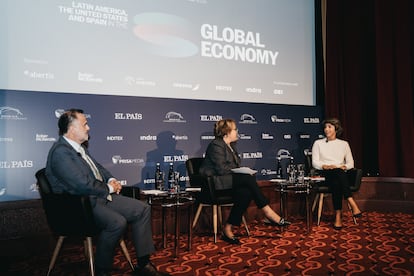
left=112, top=155, right=144, bottom=165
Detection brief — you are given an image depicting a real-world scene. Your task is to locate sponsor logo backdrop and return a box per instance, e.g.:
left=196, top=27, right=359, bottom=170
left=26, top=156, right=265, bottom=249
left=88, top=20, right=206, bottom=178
left=0, top=90, right=323, bottom=202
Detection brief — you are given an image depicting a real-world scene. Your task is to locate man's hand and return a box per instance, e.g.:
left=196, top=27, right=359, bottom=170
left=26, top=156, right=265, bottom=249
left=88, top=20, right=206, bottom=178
left=108, top=179, right=123, bottom=194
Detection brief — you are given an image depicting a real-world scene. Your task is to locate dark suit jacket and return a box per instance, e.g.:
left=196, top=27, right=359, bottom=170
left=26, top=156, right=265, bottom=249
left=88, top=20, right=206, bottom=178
left=45, top=136, right=111, bottom=205
left=200, top=138, right=240, bottom=176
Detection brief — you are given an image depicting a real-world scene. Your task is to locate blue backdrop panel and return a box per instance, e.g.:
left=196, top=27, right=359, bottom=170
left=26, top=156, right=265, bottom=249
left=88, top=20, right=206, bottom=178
left=0, top=90, right=323, bottom=202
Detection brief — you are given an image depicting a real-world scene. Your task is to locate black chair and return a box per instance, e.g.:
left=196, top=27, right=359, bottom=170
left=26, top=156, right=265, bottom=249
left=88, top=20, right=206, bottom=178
left=304, top=152, right=363, bottom=225
left=35, top=168, right=134, bottom=276
left=185, top=157, right=249, bottom=243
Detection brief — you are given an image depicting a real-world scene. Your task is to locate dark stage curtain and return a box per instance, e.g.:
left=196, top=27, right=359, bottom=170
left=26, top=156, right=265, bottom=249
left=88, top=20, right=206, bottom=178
left=324, top=0, right=414, bottom=177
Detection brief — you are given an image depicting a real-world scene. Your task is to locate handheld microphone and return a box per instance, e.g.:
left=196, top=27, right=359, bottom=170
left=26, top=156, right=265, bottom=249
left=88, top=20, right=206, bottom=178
left=325, top=138, right=328, bottom=143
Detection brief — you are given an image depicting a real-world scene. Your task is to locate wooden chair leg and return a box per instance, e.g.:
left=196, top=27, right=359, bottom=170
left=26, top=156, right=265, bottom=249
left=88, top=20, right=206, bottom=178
left=317, top=193, right=325, bottom=225
left=242, top=215, right=250, bottom=236
left=312, top=194, right=320, bottom=212
left=218, top=205, right=223, bottom=228
left=85, top=237, right=95, bottom=276
left=213, top=205, right=218, bottom=243
left=119, top=239, right=135, bottom=271
left=47, top=236, right=65, bottom=276
left=192, top=204, right=203, bottom=228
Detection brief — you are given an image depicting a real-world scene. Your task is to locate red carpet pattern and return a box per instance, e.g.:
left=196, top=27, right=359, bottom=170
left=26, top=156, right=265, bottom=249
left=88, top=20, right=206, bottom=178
left=5, top=211, right=414, bottom=275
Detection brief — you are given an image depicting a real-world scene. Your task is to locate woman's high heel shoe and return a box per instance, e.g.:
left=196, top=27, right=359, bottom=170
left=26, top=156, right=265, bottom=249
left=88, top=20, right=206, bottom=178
left=353, top=211, right=363, bottom=218
left=266, top=217, right=291, bottom=227
left=221, top=231, right=240, bottom=244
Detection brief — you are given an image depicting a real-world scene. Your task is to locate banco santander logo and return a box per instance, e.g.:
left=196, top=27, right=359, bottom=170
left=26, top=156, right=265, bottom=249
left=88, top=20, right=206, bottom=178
left=132, top=12, right=198, bottom=58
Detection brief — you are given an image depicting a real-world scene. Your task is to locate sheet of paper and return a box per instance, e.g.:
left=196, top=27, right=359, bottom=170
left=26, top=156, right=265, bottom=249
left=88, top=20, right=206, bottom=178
left=231, top=167, right=258, bottom=175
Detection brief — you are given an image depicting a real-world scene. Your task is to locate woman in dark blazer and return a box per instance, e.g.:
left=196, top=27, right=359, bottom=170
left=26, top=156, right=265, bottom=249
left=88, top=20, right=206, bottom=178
left=200, top=119, right=290, bottom=244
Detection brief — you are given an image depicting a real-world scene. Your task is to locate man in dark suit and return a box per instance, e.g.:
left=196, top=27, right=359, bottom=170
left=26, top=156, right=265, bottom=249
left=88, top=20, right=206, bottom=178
left=45, top=109, right=169, bottom=276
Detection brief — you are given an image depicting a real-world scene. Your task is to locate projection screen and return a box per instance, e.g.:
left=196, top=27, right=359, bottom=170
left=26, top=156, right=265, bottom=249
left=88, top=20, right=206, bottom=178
left=0, top=0, right=316, bottom=105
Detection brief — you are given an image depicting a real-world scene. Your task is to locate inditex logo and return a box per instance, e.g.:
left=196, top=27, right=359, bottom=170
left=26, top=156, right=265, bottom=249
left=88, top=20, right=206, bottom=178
left=239, top=113, right=257, bottom=124
left=242, top=152, right=263, bottom=159
left=200, top=115, right=223, bottom=121
left=215, top=85, right=232, bottom=92
left=163, top=111, right=186, bottom=123
left=111, top=155, right=144, bottom=165
left=107, top=136, right=123, bottom=141
left=114, top=112, right=143, bottom=120
left=304, top=117, right=320, bottom=123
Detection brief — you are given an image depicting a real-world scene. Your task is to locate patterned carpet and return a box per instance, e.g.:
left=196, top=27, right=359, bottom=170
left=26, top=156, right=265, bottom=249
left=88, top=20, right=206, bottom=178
left=5, top=211, right=414, bottom=275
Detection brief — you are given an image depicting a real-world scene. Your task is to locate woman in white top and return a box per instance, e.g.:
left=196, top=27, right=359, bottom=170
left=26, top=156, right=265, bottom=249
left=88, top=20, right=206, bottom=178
left=312, top=118, right=362, bottom=230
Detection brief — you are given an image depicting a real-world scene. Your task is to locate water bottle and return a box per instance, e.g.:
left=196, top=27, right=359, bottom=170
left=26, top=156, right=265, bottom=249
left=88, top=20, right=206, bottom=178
left=155, top=163, right=164, bottom=190
left=276, top=157, right=282, bottom=178
left=167, top=163, right=175, bottom=191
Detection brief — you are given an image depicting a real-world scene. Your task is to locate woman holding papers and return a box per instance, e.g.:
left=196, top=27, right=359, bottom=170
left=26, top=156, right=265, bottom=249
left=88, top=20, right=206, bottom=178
left=200, top=119, right=290, bottom=244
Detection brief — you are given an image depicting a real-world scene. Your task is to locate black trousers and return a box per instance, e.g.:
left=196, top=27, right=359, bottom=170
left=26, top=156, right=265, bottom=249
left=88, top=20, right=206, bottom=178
left=322, top=168, right=352, bottom=210
left=93, top=194, right=155, bottom=271
left=226, top=173, right=269, bottom=226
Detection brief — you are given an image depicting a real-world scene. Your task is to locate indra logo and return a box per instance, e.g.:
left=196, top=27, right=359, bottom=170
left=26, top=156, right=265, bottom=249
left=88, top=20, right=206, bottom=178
left=239, top=113, right=257, bottom=124
left=132, top=12, right=198, bottom=58
left=163, top=111, right=186, bottom=123
left=0, top=106, right=27, bottom=120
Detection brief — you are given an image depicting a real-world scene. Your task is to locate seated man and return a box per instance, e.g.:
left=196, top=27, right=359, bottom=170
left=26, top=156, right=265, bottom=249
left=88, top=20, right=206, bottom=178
left=45, top=108, right=169, bottom=276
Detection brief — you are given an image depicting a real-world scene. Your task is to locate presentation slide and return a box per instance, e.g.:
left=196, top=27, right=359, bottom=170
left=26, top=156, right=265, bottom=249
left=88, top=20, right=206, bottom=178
left=0, top=0, right=316, bottom=105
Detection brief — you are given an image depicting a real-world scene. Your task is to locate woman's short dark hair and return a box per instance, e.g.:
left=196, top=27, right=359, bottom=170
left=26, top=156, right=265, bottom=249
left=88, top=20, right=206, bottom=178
left=58, top=109, right=84, bottom=136
left=214, top=119, right=236, bottom=138
left=322, top=117, right=343, bottom=137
